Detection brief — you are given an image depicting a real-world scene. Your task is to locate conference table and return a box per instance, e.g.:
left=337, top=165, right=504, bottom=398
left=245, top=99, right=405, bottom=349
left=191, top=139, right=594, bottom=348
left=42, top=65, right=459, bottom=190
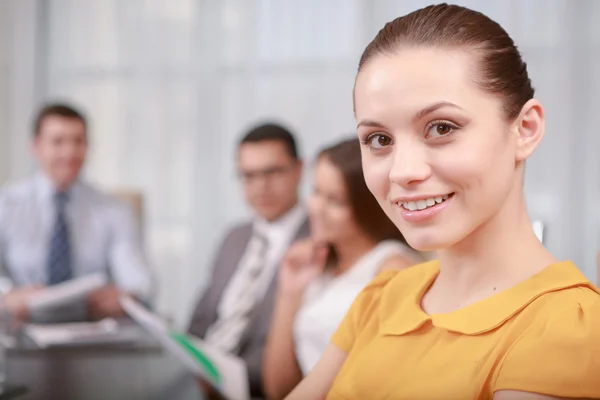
left=4, top=331, right=204, bottom=400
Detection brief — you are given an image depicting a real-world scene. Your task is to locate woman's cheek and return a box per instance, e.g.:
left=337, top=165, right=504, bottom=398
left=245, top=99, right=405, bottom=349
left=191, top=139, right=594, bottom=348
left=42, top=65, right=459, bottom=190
left=363, top=158, right=391, bottom=201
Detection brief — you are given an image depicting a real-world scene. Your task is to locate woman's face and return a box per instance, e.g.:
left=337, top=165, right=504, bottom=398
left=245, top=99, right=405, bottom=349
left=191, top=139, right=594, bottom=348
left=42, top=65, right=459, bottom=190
left=308, top=157, right=363, bottom=244
left=354, top=48, right=529, bottom=252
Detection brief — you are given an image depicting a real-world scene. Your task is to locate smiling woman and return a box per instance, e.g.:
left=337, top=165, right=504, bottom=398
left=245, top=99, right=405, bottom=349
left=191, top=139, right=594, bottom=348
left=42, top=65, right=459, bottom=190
left=285, top=4, right=600, bottom=400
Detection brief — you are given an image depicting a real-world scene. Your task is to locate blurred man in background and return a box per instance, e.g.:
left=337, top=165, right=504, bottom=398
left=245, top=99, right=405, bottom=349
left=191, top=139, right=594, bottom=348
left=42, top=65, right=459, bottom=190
left=188, top=123, right=309, bottom=399
left=0, top=103, right=154, bottom=322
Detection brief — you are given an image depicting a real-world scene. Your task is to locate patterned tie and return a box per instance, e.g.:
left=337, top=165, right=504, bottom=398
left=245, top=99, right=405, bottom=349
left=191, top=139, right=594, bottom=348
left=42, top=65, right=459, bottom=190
left=47, top=192, right=72, bottom=285
left=205, top=232, right=269, bottom=352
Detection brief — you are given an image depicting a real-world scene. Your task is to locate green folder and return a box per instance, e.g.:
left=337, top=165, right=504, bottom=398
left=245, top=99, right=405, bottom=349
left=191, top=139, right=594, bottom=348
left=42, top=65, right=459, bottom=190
left=170, top=332, right=222, bottom=385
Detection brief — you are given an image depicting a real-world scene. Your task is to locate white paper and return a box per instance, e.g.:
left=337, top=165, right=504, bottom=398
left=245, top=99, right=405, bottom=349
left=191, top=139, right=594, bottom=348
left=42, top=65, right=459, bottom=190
left=120, top=296, right=249, bottom=400
left=27, top=273, right=108, bottom=312
left=190, top=337, right=250, bottom=400
left=24, top=318, right=142, bottom=348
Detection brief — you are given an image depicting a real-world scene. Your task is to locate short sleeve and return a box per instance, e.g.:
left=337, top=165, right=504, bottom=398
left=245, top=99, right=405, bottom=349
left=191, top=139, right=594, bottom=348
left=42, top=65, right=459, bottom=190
left=493, top=290, right=600, bottom=397
left=330, top=269, right=399, bottom=352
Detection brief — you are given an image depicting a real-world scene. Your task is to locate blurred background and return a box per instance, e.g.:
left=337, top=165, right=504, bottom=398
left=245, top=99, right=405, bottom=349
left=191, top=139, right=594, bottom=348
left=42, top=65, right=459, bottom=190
left=0, top=0, right=599, bottom=329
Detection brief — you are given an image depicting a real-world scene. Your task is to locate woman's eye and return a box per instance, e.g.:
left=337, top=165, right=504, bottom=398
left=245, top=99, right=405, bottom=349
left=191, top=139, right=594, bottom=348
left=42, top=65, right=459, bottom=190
left=427, top=122, right=457, bottom=138
left=367, top=134, right=392, bottom=149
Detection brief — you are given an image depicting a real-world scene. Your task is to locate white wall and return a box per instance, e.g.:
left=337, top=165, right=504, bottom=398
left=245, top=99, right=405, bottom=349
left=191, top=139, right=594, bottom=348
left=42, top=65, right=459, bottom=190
left=3, top=0, right=599, bottom=327
left=0, top=1, right=9, bottom=183
left=0, top=0, right=41, bottom=183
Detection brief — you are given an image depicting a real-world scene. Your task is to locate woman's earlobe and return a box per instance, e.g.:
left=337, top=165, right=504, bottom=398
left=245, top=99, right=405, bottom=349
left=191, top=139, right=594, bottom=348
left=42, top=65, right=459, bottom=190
left=515, top=99, right=545, bottom=162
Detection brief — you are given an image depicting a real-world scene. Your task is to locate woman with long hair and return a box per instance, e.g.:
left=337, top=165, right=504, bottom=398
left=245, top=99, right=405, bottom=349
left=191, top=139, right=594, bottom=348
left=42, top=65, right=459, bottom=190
left=263, top=138, right=420, bottom=399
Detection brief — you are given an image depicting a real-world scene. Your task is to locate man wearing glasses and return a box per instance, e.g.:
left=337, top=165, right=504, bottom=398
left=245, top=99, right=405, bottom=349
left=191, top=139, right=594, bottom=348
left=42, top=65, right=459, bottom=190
left=188, top=123, right=309, bottom=399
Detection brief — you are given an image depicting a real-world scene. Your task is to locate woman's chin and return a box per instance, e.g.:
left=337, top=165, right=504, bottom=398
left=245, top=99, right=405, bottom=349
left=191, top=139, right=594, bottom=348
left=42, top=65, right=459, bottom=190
left=405, top=234, right=449, bottom=253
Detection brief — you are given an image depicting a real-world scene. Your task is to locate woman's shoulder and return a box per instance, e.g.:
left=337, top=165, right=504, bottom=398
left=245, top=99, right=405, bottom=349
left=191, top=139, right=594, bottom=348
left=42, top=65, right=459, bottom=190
left=525, top=282, right=600, bottom=325
left=494, top=278, right=600, bottom=395
left=519, top=261, right=600, bottom=316
left=504, top=262, right=600, bottom=352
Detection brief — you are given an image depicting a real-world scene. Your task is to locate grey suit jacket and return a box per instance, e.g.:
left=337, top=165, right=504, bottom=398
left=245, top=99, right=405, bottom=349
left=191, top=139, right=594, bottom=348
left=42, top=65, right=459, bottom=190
left=188, top=218, right=310, bottom=399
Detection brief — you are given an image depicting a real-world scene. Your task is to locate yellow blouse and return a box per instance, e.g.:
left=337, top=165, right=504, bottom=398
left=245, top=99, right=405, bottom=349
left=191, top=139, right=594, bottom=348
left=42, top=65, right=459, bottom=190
left=328, top=260, right=600, bottom=399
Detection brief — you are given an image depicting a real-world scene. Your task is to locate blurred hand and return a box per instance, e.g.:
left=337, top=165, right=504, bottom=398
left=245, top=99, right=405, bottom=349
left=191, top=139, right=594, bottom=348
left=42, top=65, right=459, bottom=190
left=278, top=238, right=329, bottom=297
left=4, top=285, right=45, bottom=321
left=87, top=285, right=125, bottom=320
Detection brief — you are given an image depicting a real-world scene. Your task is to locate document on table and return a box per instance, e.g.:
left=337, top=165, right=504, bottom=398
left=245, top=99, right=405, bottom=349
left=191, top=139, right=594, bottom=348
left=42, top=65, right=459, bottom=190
left=121, top=296, right=249, bottom=400
left=24, top=318, right=144, bottom=348
left=27, top=273, right=108, bottom=313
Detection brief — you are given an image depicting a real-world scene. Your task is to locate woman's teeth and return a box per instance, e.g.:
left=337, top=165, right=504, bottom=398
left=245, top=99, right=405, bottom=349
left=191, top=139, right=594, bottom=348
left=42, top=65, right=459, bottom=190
left=400, top=194, right=450, bottom=211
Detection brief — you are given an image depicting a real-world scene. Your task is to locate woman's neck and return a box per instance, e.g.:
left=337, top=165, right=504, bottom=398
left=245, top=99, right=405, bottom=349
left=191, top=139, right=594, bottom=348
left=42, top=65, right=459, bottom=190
left=332, top=234, right=378, bottom=276
left=436, top=188, right=557, bottom=297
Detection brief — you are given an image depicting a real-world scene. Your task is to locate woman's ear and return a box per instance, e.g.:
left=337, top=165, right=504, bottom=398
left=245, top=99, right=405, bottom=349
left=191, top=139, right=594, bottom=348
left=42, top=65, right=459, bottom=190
left=514, top=99, right=545, bottom=162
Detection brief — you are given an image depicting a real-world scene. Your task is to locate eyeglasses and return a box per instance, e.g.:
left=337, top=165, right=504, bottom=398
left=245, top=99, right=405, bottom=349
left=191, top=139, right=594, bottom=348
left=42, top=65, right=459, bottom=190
left=238, top=165, right=296, bottom=184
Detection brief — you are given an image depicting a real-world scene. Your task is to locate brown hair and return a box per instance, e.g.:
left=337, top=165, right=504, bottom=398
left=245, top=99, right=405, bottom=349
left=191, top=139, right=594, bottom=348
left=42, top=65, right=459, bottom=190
left=358, top=3, right=534, bottom=120
left=33, top=103, right=87, bottom=137
left=239, top=122, right=299, bottom=160
left=318, top=138, right=409, bottom=248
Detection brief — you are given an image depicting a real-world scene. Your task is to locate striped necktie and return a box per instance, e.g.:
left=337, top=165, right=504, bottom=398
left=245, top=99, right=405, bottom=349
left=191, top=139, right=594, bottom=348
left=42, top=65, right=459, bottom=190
left=47, top=192, right=72, bottom=285
left=205, top=232, right=269, bottom=352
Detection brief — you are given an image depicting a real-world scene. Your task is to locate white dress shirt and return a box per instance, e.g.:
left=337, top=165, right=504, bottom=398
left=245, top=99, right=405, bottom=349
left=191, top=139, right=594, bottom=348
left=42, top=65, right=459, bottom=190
left=216, top=203, right=306, bottom=320
left=293, top=240, right=417, bottom=374
left=0, top=173, right=154, bottom=302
